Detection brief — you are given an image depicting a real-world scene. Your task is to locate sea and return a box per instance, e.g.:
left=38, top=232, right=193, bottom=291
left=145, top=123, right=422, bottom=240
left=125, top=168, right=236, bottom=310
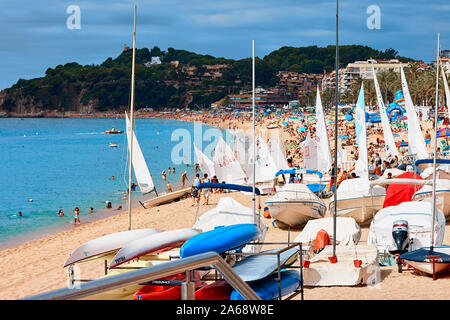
left=0, top=117, right=220, bottom=249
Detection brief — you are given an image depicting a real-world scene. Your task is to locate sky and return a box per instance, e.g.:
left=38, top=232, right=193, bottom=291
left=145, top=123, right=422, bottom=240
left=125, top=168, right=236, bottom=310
left=0, top=0, right=449, bottom=90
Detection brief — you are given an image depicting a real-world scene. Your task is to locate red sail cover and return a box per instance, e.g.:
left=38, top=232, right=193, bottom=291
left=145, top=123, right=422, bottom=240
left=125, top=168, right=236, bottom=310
left=383, top=172, right=424, bottom=208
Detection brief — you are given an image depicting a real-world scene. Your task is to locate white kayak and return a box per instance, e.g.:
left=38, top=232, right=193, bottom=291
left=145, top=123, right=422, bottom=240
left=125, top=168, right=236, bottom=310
left=64, top=228, right=159, bottom=267
left=109, top=228, right=200, bottom=269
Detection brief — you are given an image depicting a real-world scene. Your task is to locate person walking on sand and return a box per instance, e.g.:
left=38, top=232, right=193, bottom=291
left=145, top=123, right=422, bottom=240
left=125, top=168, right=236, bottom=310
left=181, top=171, right=188, bottom=188
left=202, top=173, right=210, bottom=205
left=425, top=131, right=431, bottom=149
left=73, top=207, right=81, bottom=225
left=191, top=173, right=201, bottom=206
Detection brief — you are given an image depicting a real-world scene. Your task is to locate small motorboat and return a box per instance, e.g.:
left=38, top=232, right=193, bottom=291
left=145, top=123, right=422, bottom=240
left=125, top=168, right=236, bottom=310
left=265, top=183, right=326, bottom=228
left=367, top=201, right=446, bottom=255
left=109, top=142, right=118, bottom=147
left=105, top=127, right=123, bottom=134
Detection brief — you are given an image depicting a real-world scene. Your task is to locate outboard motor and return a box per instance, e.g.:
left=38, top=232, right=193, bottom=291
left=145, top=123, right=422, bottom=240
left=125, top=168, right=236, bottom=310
left=390, top=220, right=409, bottom=273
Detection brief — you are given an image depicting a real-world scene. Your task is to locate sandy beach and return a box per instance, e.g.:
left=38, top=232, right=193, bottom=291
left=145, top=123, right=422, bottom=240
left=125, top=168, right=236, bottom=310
left=0, top=111, right=448, bottom=300
left=0, top=189, right=449, bottom=300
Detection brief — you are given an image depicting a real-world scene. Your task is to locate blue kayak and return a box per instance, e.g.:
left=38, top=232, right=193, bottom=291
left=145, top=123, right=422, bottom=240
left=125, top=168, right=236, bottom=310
left=230, top=270, right=301, bottom=300
left=180, top=223, right=259, bottom=258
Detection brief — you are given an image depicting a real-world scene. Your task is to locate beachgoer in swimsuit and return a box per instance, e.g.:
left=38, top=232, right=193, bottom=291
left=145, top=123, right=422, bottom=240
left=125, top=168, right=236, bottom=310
left=73, top=207, right=81, bottom=224
left=58, top=209, right=64, bottom=217
left=202, top=173, right=210, bottom=205
left=191, top=174, right=201, bottom=206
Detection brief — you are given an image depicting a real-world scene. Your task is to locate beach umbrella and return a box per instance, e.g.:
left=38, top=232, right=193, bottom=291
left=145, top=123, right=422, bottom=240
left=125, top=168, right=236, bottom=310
left=298, top=127, right=306, bottom=132
left=282, top=122, right=289, bottom=126
left=344, top=114, right=353, bottom=121
left=338, top=135, right=348, bottom=139
left=437, top=128, right=450, bottom=138
left=396, top=141, right=408, bottom=147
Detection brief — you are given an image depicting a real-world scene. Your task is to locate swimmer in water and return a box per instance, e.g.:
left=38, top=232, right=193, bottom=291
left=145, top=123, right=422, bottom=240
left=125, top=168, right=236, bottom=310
left=18, top=211, right=22, bottom=217
left=58, top=209, right=64, bottom=217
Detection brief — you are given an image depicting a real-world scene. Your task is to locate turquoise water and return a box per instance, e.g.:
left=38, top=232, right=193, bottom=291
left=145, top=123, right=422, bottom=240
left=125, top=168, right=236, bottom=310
left=0, top=118, right=216, bottom=248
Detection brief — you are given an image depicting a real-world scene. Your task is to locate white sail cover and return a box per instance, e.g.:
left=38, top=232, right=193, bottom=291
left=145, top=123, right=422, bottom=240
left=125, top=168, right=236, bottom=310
left=442, top=66, right=450, bottom=120
left=372, top=68, right=398, bottom=157
left=268, top=134, right=289, bottom=171
left=315, top=86, right=332, bottom=173
left=194, top=144, right=215, bottom=178
left=354, top=84, right=369, bottom=180
left=247, top=135, right=279, bottom=183
left=302, top=132, right=318, bottom=170
left=400, top=66, right=428, bottom=159
left=125, top=112, right=154, bottom=193
left=213, top=136, right=247, bottom=184
left=294, top=217, right=361, bottom=246
left=333, top=178, right=386, bottom=201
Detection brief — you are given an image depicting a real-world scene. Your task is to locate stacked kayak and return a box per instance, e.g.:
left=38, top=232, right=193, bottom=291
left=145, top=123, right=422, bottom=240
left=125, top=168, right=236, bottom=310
left=180, top=224, right=260, bottom=258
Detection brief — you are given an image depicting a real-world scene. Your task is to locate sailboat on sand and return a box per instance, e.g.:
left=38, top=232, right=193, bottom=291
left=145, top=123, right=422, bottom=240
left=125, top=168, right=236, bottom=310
left=329, top=84, right=386, bottom=225
left=401, top=34, right=450, bottom=278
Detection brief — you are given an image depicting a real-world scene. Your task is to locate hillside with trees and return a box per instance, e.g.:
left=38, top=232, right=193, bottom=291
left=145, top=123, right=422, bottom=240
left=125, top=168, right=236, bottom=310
left=0, top=45, right=416, bottom=115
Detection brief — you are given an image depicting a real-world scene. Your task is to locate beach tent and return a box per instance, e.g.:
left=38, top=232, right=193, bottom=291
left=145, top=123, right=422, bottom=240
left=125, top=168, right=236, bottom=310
left=383, top=172, right=424, bottom=208
left=396, top=141, right=408, bottom=147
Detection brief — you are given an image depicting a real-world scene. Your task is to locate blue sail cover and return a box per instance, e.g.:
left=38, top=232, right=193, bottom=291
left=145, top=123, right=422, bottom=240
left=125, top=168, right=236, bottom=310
left=401, top=246, right=450, bottom=263
left=414, top=159, right=450, bottom=166
left=196, top=182, right=261, bottom=195
left=275, top=169, right=323, bottom=179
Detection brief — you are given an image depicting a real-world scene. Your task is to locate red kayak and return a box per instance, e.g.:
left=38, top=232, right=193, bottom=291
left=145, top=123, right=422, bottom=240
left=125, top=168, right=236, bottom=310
left=195, top=281, right=233, bottom=300
left=133, top=271, right=204, bottom=300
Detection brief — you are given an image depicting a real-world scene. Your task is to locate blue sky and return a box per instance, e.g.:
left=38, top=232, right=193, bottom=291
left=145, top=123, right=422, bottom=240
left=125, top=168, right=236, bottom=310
left=0, top=0, right=449, bottom=89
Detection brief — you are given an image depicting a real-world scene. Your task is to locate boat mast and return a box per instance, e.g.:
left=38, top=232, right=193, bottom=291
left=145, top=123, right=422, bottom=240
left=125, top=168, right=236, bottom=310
left=127, top=5, right=137, bottom=231
left=431, top=32, right=440, bottom=248
left=252, top=40, right=256, bottom=225
left=332, top=0, right=339, bottom=257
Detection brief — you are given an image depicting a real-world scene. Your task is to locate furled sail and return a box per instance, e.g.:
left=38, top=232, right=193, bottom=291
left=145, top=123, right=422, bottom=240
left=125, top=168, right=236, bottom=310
left=354, top=84, right=369, bottom=180
left=441, top=66, right=450, bottom=120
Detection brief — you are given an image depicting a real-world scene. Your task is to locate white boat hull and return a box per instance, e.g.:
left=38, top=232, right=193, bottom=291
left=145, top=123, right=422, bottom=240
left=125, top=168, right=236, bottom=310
left=143, top=187, right=192, bottom=207
left=109, top=228, right=199, bottom=269
left=403, top=260, right=450, bottom=275
left=265, top=200, right=326, bottom=227
left=329, top=194, right=385, bottom=226
left=412, top=190, right=450, bottom=219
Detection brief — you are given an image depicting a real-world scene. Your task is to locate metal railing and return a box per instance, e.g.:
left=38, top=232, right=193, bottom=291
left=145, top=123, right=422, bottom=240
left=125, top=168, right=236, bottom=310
left=22, top=251, right=261, bottom=301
